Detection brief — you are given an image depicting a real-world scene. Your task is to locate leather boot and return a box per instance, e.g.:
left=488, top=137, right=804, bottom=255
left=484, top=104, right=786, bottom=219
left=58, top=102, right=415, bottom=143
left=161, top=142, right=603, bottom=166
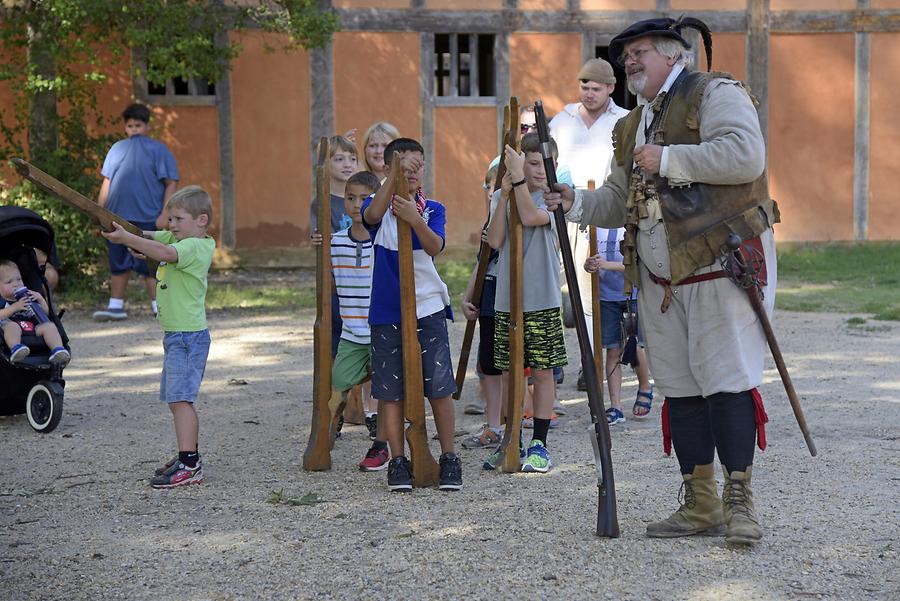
left=646, top=463, right=725, bottom=538
left=722, top=466, right=763, bottom=545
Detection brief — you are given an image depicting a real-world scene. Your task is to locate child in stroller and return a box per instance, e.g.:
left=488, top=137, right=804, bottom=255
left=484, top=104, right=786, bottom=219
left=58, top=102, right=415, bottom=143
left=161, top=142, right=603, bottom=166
left=1, top=259, right=70, bottom=365
left=0, top=205, right=70, bottom=432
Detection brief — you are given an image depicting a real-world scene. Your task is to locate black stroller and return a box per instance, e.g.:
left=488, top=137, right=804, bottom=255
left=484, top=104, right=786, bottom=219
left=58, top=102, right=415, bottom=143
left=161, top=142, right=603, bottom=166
left=0, top=205, right=69, bottom=432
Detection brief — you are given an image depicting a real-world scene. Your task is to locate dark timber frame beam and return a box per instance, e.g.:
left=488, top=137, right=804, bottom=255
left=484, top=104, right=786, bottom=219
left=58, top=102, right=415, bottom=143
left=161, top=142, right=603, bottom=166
left=854, top=0, right=870, bottom=240
left=333, top=8, right=900, bottom=34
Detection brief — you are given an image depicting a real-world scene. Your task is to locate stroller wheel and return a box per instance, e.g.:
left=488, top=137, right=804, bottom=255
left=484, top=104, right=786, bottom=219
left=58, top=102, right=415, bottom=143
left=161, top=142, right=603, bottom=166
left=26, top=380, right=64, bottom=433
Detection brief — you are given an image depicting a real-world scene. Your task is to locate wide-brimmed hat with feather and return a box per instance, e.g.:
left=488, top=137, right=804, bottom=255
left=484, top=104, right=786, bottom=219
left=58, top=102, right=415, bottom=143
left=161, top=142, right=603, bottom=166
left=608, top=16, right=713, bottom=71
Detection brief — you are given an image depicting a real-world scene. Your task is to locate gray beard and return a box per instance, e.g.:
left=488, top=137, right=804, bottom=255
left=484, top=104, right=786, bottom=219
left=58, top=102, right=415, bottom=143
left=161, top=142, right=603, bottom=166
left=627, top=73, right=647, bottom=97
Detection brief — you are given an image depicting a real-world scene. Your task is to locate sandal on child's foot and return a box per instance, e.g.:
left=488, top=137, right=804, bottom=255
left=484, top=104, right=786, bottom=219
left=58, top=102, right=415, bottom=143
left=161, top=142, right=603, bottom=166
left=632, top=387, right=654, bottom=418
left=606, top=407, right=625, bottom=425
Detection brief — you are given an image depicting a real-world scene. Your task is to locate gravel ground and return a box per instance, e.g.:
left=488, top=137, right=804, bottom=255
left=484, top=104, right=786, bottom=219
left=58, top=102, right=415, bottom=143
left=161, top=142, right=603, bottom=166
left=1, top=308, right=898, bottom=600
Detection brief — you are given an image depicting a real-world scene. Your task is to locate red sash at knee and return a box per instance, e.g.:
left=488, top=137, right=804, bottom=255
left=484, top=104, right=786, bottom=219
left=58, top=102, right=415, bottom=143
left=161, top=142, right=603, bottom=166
left=661, top=398, right=672, bottom=456
left=752, top=388, right=769, bottom=451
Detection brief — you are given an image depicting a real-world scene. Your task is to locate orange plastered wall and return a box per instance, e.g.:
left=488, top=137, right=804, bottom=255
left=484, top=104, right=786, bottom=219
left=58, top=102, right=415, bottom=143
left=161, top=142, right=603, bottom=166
left=432, top=107, right=497, bottom=246
left=153, top=107, right=221, bottom=235
left=672, top=0, right=744, bottom=9
left=510, top=33, right=582, bottom=118
left=333, top=31, right=421, bottom=144
left=868, top=33, right=900, bottom=240
left=230, top=30, right=311, bottom=248
left=581, top=0, right=654, bottom=8
left=710, top=32, right=746, bottom=80
left=768, top=34, right=855, bottom=241
left=771, top=0, right=855, bottom=9
left=518, top=0, right=567, bottom=10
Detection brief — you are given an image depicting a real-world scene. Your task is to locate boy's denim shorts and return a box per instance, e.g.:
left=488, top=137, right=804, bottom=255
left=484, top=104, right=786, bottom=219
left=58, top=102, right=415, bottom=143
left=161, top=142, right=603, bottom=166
left=160, top=329, right=210, bottom=403
left=370, top=311, right=456, bottom=402
left=600, top=300, right=645, bottom=349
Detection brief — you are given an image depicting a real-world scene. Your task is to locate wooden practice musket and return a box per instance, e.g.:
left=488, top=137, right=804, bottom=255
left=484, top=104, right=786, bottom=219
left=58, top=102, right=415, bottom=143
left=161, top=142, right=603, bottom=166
left=534, top=101, right=619, bottom=537
left=453, top=104, right=514, bottom=400
left=11, top=157, right=159, bottom=275
left=303, top=138, right=335, bottom=471
left=393, top=154, right=440, bottom=487
left=587, top=180, right=603, bottom=387
left=497, top=97, right=525, bottom=473
left=724, top=234, right=817, bottom=457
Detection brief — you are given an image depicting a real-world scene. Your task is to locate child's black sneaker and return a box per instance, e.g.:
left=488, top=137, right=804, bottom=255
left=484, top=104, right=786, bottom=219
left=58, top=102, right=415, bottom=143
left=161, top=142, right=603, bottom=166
left=365, top=414, right=378, bottom=440
left=438, top=452, right=462, bottom=491
left=387, top=456, right=413, bottom=492
left=155, top=454, right=203, bottom=476
left=150, top=461, right=203, bottom=489
left=334, top=415, right=344, bottom=440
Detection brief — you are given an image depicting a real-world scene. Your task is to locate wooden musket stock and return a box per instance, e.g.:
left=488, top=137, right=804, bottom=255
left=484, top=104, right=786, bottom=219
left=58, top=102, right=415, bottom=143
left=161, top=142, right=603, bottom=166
left=393, top=155, right=440, bottom=487
left=303, top=138, right=335, bottom=471
left=12, top=158, right=159, bottom=275
left=498, top=97, right=525, bottom=473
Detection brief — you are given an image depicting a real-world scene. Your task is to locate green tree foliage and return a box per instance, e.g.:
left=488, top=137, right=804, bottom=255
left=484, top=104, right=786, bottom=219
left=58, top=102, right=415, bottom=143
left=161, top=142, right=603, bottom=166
left=0, top=0, right=338, bottom=289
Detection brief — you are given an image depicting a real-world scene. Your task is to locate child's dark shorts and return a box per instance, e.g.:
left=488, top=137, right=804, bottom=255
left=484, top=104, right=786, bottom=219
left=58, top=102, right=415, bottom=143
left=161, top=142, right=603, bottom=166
left=477, top=315, right=502, bottom=376
left=494, top=307, right=567, bottom=371
left=370, top=311, right=456, bottom=401
left=600, top=299, right=645, bottom=349
left=107, top=219, right=156, bottom=276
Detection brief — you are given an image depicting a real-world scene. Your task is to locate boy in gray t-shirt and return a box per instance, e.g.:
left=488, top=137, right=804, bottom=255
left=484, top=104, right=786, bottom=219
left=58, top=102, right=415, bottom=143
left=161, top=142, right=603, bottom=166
left=484, top=132, right=567, bottom=474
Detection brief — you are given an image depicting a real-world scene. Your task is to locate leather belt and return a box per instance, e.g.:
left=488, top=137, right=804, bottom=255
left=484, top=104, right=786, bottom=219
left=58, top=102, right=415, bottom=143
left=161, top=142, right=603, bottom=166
left=647, top=270, right=728, bottom=313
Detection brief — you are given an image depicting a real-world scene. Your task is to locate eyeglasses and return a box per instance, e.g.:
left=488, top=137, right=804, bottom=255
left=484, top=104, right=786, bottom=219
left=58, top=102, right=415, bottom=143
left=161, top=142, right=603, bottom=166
left=520, top=123, right=537, bottom=134
left=616, top=46, right=655, bottom=67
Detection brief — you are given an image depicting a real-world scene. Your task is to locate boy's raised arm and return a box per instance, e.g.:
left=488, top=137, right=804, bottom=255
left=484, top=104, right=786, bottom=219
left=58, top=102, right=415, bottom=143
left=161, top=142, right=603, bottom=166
left=362, top=169, right=395, bottom=226
left=504, top=144, right=550, bottom=228
left=486, top=175, right=510, bottom=250
left=102, top=222, right=178, bottom=264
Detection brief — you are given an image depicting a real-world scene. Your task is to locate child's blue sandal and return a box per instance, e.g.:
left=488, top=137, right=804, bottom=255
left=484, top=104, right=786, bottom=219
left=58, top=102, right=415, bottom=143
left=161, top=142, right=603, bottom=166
left=605, top=407, right=625, bottom=425
left=632, top=387, right=654, bottom=418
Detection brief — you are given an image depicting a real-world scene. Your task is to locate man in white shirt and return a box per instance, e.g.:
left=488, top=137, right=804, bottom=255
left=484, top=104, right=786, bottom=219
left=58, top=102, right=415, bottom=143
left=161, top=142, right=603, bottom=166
left=549, top=58, right=629, bottom=392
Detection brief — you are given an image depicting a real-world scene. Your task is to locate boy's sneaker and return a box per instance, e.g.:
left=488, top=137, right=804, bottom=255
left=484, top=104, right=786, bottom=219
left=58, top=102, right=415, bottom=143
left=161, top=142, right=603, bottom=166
left=387, top=456, right=413, bottom=492
left=461, top=424, right=502, bottom=449
left=521, top=439, right=551, bottom=473
left=150, top=461, right=203, bottom=489
left=154, top=454, right=203, bottom=476
left=358, top=445, right=390, bottom=471
left=334, top=415, right=344, bottom=440
left=49, top=347, right=70, bottom=367
left=365, top=414, right=378, bottom=440
left=483, top=441, right=526, bottom=470
left=438, top=452, right=462, bottom=491
left=9, top=343, right=30, bottom=363
left=92, top=308, right=128, bottom=321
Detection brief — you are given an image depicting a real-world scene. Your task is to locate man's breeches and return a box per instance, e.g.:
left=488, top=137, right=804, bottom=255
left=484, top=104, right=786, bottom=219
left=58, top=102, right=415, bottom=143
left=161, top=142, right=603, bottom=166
left=636, top=228, right=777, bottom=399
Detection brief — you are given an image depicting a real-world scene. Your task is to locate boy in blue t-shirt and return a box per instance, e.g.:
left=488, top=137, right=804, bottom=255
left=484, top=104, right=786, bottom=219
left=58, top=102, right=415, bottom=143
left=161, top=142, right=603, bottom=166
left=361, top=138, right=461, bottom=492
left=94, top=103, right=179, bottom=322
left=102, top=186, right=215, bottom=489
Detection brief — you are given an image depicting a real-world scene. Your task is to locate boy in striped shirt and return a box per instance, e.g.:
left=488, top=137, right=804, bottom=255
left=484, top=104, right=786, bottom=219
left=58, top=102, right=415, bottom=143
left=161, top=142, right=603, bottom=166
left=328, top=171, right=389, bottom=471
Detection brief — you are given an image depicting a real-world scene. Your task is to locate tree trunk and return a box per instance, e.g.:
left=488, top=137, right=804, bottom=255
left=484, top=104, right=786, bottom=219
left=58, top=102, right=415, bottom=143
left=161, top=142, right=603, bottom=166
left=27, top=23, right=58, bottom=165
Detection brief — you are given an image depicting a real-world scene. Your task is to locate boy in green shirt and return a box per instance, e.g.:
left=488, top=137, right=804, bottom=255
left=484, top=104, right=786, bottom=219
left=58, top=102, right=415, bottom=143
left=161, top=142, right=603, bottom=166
left=102, top=186, right=216, bottom=489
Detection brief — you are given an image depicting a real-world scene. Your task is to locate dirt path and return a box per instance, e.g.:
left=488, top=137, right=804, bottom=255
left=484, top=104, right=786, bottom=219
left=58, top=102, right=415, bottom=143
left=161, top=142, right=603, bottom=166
left=1, top=309, right=898, bottom=600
